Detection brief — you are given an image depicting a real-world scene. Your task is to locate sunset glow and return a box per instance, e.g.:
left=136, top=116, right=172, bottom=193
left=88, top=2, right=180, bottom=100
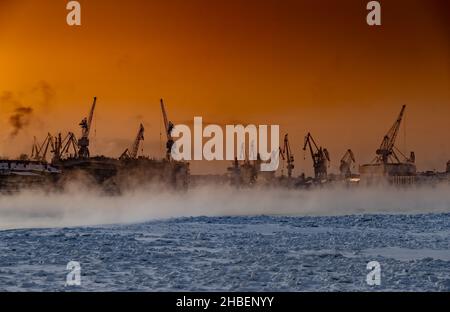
left=0, top=0, right=448, bottom=174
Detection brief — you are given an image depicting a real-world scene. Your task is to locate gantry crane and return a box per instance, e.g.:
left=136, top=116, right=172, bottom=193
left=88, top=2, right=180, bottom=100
left=160, top=99, right=175, bottom=161
left=279, top=134, right=294, bottom=178
left=77, top=97, right=97, bottom=159
left=374, top=105, right=414, bottom=164
left=303, top=132, right=330, bottom=180
left=339, top=149, right=355, bottom=178
left=120, top=123, right=145, bottom=160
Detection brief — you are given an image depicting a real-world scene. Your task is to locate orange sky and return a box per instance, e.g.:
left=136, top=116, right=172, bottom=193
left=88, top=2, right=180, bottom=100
left=0, top=0, right=449, bottom=174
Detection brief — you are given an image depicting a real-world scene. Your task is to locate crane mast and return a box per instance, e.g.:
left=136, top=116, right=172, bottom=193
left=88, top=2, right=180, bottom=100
left=160, top=99, right=174, bottom=160
left=303, top=132, right=330, bottom=180
left=78, top=97, right=97, bottom=159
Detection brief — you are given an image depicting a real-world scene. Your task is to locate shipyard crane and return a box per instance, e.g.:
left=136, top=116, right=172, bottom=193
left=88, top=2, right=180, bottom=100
left=120, top=123, right=145, bottom=160
left=61, top=132, right=78, bottom=159
left=303, top=132, right=330, bottom=180
left=279, top=134, right=294, bottom=178
left=39, top=134, right=54, bottom=162
left=160, top=99, right=175, bottom=160
left=52, top=132, right=78, bottom=162
left=374, top=105, right=414, bottom=164
left=77, top=97, right=97, bottom=159
left=339, top=149, right=356, bottom=178
left=31, top=133, right=54, bottom=162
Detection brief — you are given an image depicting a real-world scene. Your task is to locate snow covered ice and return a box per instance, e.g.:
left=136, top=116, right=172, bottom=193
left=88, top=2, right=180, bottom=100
left=0, top=185, right=449, bottom=291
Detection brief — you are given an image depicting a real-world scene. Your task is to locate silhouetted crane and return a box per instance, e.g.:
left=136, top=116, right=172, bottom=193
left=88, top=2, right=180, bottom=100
left=120, top=124, right=145, bottom=160
left=374, top=105, right=415, bottom=164
left=77, top=97, right=97, bottom=158
left=31, top=133, right=54, bottom=162
left=52, top=132, right=78, bottom=162
left=279, top=134, right=294, bottom=178
left=303, top=132, right=330, bottom=180
left=339, top=149, right=356, bottom=178
left=160, top=99, right=175, bottom=161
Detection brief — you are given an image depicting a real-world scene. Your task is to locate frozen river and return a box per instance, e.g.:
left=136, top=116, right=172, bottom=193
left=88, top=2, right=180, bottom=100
left=0, top=213, right=449, bottom=291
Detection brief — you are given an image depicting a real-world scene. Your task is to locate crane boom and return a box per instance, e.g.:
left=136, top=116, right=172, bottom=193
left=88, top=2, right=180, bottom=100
left=85, top=97, right=97, bottom=138
left=160, top=99, right=174, bottom=140
left=341, top=149, right=355, bottom=164
left=130, top=123, right=145, bottom=158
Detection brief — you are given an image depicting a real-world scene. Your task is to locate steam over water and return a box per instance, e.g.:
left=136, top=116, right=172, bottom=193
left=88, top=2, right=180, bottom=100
left=1, top=184, right=450, bottom=230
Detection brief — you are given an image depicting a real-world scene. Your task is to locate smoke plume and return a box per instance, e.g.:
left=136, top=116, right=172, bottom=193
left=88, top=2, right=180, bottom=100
left=9, top=106, right=33, bottom=137
left=1, top=81, right=55, bottom=138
